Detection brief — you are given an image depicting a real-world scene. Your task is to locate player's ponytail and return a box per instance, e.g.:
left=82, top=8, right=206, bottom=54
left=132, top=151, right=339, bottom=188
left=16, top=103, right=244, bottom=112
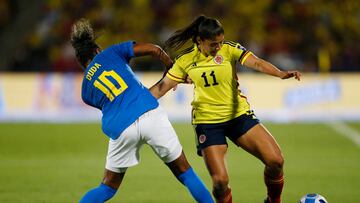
left=165, top=15, right=224, bottom=51
left=70, top=19, right=99, bottom=68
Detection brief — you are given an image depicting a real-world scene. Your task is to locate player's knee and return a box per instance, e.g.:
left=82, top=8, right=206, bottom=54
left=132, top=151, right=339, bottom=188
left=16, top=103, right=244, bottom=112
left=167, top=152, right=191, bottom=177
left=103, top=170, right=125, bottom=189
left=266, top=153, right=284, bottom=171
left=212, top=174, right=229, bottom=191
left=212, top=175, right=230, bottom=200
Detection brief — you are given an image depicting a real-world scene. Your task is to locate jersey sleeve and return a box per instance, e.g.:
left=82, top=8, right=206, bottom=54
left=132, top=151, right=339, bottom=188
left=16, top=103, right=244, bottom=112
left=111, top=41, right=135, bottom=62
left=227, top=41, right=252, bottom=65
left=166, top=59, right=187, bottom=83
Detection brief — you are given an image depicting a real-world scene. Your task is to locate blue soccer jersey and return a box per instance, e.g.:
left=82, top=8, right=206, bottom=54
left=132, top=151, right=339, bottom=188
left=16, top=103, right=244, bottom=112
left=81, top=41, right=159, bottom=139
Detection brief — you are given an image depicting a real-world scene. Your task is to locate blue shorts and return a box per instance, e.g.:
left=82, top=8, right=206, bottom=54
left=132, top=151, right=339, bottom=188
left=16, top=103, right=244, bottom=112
left=193, top=110, right=260, bottom=156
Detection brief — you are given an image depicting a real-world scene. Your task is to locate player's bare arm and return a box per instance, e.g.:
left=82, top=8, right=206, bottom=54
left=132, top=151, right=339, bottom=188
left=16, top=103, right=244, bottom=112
left=149, top=77, right=179, bottom=99
left=133, top=42, right=173, bottom=69
left=244, top=53, right=301, bottom=81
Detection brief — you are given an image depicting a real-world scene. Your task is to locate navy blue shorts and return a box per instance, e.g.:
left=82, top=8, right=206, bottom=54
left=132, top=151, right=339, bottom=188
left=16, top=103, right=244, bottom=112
left=193, top=110, right=260, bottom=156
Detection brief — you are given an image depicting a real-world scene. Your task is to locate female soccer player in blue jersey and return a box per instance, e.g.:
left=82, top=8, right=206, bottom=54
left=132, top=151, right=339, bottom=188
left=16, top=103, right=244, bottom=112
left=150, top=15, right=301, bottom=203
left=70, top=19, right=214, bottom=203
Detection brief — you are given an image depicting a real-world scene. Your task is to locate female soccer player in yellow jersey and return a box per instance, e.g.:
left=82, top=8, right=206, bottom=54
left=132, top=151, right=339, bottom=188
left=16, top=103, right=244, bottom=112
left=71, top=19, right=214, bottom=203
left=150, top=15, right=301, bottom=203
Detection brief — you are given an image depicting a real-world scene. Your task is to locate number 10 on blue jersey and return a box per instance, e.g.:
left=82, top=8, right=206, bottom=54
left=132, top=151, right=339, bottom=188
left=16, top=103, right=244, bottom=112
left=94, top=70, right=128, bottom=101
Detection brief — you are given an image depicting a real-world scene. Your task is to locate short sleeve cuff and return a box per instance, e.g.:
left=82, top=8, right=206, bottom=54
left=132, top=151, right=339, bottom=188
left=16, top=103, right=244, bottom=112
left=166, top=72, right=185, bottom=83
left=240, top=51, right=252, bottom=65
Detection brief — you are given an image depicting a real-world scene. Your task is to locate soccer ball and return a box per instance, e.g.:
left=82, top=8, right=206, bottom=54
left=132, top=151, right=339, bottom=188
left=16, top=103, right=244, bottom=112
left=299, top=193, right=328, bottom=203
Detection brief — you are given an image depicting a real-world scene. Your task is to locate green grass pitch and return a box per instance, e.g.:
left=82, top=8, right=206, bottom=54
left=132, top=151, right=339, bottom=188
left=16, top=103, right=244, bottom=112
left=0, top=122, right=359, bottom=202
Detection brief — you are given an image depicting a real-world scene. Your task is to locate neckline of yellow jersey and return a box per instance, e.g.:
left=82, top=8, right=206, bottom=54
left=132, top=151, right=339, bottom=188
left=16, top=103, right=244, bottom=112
left=194, top=44, right=213, bottom=60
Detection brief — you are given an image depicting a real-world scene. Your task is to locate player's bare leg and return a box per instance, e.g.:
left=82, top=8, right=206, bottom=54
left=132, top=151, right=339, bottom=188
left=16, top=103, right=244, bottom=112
left=202, top=145, right=232, bottom=203
left=166, top=151, right=215, bottom=203
left=166, top=151, right=191, bottom=176
left=166, top=152, right=214, bottom=203
left=236, top=124, right=284, bottom=203
left=79, top=169, right=125, bottom=203
left=102, top=169, right=126, bottom=189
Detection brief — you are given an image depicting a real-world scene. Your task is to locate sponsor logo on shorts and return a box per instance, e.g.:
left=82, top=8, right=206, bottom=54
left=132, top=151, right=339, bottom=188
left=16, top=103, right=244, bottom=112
left=199, top=134, right=207, bottom=144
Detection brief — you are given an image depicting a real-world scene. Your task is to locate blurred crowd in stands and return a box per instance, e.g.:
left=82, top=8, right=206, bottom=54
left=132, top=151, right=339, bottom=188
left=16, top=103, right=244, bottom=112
left=0, top=1, right=17, bottom=33
left=2, top=0, right=360, bottom=72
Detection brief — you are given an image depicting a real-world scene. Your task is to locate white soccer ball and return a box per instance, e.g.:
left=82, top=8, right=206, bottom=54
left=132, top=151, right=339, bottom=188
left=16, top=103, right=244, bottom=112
left=299, top=193, right=328, bottom=203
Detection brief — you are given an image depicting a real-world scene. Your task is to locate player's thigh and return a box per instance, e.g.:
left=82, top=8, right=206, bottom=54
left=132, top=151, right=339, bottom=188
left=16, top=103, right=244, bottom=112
left=106, top=122, right=142, bottom=173
left=141, top=106, right=183, bottom=163
left=235, top=123, right=283, bottom=166
left=202, top=145, right=228, bottom=177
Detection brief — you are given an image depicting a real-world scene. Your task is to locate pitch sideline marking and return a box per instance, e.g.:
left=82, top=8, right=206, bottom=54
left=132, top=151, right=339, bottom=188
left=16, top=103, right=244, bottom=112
left=326, top=121, right=360, bottom=147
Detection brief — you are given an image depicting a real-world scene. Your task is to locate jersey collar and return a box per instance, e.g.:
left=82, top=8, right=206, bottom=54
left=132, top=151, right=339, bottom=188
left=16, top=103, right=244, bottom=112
left=194, top=44, right=213, bottom=61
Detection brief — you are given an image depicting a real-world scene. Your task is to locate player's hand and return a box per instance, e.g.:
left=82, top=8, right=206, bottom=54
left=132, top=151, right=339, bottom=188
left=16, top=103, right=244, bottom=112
left=184, top=75, right=193, bottom=84
left=280, top=70, right=301, bottom=81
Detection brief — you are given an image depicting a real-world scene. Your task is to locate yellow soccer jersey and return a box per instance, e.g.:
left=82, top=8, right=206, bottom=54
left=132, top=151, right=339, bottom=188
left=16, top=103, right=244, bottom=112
left=167, top=41, right=253, bottom=124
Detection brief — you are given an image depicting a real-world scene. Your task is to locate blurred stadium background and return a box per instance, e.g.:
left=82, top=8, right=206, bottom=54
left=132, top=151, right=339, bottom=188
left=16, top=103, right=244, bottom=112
left=0, top=0, right=359, bottom=202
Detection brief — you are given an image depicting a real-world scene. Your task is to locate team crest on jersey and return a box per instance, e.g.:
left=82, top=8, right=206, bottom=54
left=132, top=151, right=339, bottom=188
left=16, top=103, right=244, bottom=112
left=199, top=134, right=207, bottom=144
left=214, top=55, right=223, bottom=64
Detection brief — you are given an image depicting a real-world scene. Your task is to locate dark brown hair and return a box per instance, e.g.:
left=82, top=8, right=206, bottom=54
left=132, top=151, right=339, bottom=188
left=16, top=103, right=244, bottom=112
left=165, top=15, right=224, bottom=50
left=70, top=19, right=99, bottom=68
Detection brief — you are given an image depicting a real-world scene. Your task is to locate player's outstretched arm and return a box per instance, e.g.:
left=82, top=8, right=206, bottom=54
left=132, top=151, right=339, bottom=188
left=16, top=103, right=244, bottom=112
left=133, top=42, right=173, bottom=72
left=243, top=53, right=301, bottom=81
left=149, top=77, right=179, bottom=99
